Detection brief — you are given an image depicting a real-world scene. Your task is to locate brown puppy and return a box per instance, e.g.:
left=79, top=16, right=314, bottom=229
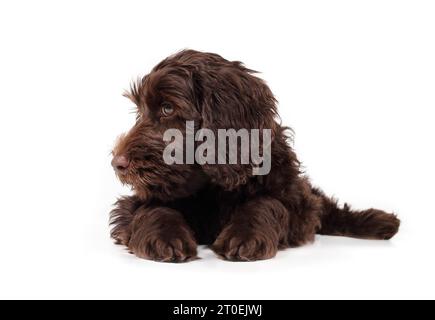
left=110, top=50, right=400, bottom=262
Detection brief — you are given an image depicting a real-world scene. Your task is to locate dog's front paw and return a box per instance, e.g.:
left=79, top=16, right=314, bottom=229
left=128, top=226, right=198, bottom=263
left=212, top=226, right=278, bottom=262
left=110, top=196, right=143, bottom=245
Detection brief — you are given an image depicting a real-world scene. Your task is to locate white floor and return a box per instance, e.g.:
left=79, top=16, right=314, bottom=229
left=1, top=189, right=433, bottom=299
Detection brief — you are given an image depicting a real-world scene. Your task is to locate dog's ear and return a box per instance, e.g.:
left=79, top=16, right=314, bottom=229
left=193, top=62, right=278, bottom=130
left=191, top=63, right=278, bottom=190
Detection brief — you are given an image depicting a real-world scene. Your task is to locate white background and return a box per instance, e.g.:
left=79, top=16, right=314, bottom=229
left=0, top=0, right=434, bottom=300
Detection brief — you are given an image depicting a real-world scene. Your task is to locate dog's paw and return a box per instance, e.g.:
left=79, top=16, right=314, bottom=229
left=128, top=228, right=198, bottom=263
left=212, top=227, right=278, bottom=262
left=111, top=225, right=131, bottom=246
left=110, top=196, right=143, bottom=246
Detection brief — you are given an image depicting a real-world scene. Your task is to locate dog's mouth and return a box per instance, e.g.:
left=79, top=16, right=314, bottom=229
left=114, top=166, right=153, bottom=200
left=115, top=165, right=143, bottom=185
left=113, top=160, right=209, bottom=202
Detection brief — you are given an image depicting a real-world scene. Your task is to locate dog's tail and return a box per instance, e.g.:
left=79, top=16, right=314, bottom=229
left=312, top=187, right=400, bottom=240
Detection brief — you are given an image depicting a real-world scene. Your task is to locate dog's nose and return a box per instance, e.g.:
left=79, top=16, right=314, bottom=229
left=111, top=155, right=130, bottom=173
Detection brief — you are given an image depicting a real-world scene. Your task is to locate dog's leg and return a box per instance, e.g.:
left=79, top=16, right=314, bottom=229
left=212, top=197, right=289, bottom=261
left=127, top=206, right=198, bottom=262
left=110, top=195, right=143, bottom=246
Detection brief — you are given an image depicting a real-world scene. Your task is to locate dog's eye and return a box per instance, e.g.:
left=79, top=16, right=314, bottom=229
left=161, top=103, right=174, bottom=116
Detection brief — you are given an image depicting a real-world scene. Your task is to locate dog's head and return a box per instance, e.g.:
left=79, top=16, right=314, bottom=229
left=112, top=50, right=279, bottom=201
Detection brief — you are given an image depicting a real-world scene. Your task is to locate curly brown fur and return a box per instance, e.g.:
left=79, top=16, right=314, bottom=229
left=110, top=50, right=400, bottom=262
